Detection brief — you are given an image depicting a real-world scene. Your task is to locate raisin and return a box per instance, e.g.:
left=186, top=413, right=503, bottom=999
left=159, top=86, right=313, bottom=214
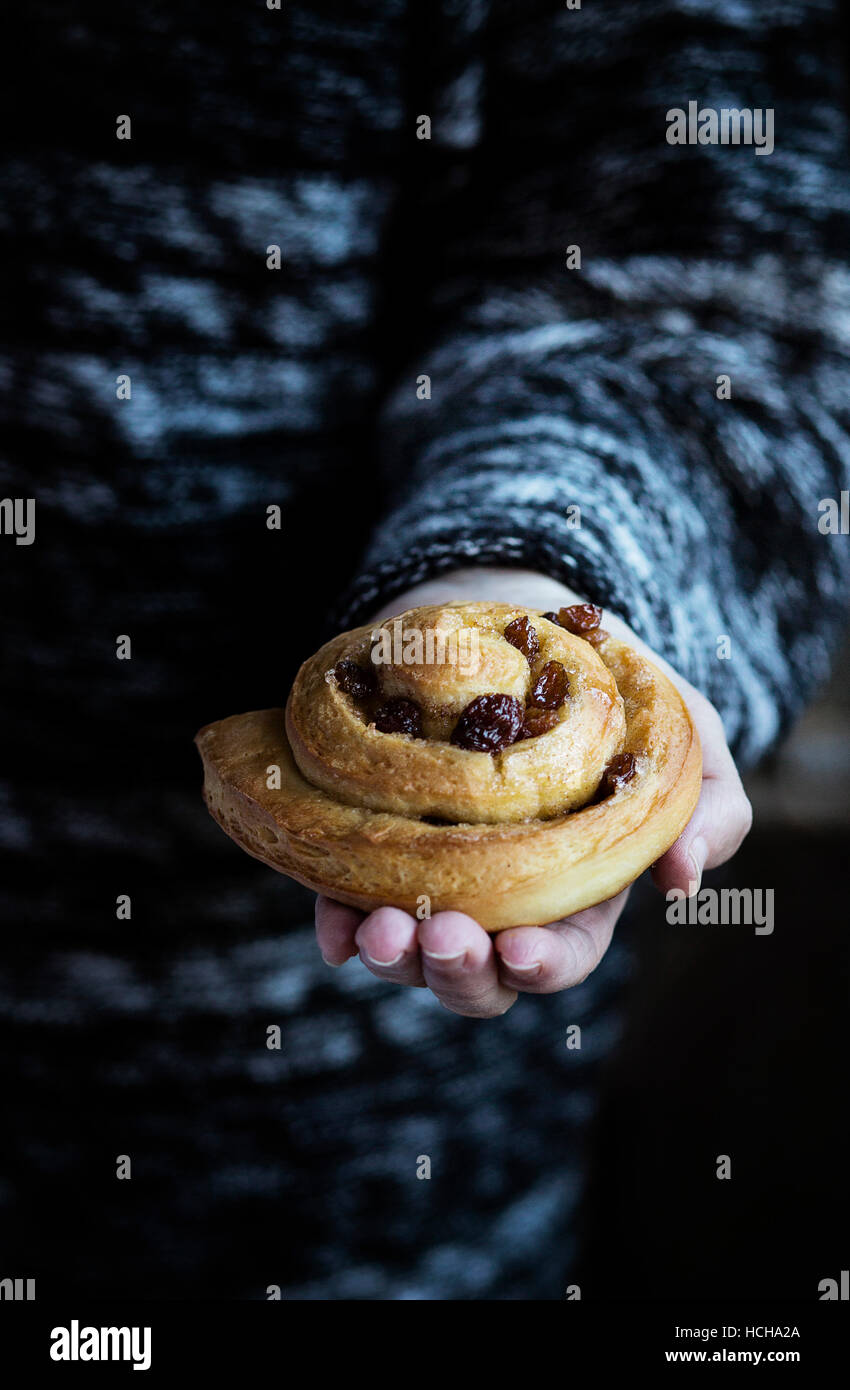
left=374, top=698, right=424, bottom=738
left=504, top=615, right=540, bottom=665
left=556, top=603, right=602, bottom=635
left=599, top=751, right=637, bottom=797
left=529, top=660, right=569, bottom=710
left=519, top=707, right=561, bottom=740
left=333, top=658, right=377, bottom=700
left=450, top=694, right=524, bottom=753
left=542, top=611, right=560, bottom=624
left=583, top=627, right=610, bottom=649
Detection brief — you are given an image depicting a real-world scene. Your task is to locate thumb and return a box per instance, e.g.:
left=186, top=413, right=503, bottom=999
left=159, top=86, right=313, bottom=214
left=651, top=771, right=753, bottom=897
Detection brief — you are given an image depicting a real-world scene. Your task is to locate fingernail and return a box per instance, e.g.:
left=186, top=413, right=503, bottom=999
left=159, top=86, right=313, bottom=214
left=688, top=836, right=708, bottom=894
left=422, top=949, right=467, bottom=965
left=361, top=950, right=405, bottom=968
left=321, top=954, right=343, bottom=968
left=504, top=959, right=542, bottom=974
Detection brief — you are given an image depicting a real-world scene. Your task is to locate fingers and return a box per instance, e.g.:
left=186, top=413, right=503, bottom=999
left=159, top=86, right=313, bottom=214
left=315, top=895, right=362, bottom=965
left=318, top=886, right=625, bottom=1012
left=652, top=695, right=752, bottom=897
left=417, top=912, right=517, bottom=1017
left=495, top=889, right=630, bottom=993
left=354, top=905, right=517, bottom=1015
left=316, top=897, right=421, bottom=978
left=317, top=891, right=628, bottom=1008
left=316, top=899, right=516, bottom=1013
left=354, top=906, right=426, bottom=987
left=651, top=777, right=753, bottom=895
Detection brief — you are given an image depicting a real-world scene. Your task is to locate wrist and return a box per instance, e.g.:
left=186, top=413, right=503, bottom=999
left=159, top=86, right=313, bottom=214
left=371, top=567, right=588, bottom=623
left=370, top=566, right=665, bottom=683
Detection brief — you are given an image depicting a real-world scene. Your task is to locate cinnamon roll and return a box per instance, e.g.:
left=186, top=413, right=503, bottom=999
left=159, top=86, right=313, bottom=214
left=195, top=602, right=701, bottom=930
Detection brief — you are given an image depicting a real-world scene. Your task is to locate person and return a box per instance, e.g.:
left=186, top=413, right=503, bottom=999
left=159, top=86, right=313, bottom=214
left=3, top=0, right=849, bottom=1299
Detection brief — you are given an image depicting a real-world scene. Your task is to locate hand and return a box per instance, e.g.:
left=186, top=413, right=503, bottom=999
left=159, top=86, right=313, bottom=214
left=314, top=567, right=752, bottom=1017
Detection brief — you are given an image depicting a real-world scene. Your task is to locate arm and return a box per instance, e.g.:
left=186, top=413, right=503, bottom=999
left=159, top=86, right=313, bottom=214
left=318, top=1, right=850, bottom=1014
left=337, top=0, right=850, bottom=767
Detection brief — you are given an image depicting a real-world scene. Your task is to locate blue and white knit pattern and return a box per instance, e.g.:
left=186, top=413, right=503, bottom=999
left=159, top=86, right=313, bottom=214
left=338, top=0, right=850, bottom=768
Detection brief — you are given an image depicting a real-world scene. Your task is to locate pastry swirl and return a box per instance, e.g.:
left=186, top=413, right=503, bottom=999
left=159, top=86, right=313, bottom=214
left=196, top=601, right=702, bottom=930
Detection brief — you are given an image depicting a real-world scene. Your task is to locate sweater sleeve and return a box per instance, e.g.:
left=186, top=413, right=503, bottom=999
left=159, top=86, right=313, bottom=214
left=338, top=0, right=850, bottom=766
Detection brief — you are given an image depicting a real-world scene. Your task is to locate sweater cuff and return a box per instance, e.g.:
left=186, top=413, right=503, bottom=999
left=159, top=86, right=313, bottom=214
left=333, top=527, right=620, bottom=630
left=330, top=506, right=779, bottom=770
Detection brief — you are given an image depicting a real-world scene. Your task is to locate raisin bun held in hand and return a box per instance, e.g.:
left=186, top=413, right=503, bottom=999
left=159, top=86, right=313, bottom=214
left=195, top=602, right=701, bottom=930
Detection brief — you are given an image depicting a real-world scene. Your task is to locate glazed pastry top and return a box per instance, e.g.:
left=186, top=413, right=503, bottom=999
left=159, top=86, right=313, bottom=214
left=286, top=602, right=627, bottom=825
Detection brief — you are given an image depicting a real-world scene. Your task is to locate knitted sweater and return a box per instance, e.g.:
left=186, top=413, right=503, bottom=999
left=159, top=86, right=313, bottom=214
left=1, top=0, right=848, bottom=1299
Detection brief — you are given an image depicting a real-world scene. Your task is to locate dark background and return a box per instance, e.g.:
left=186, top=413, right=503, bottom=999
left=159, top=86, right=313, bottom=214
left=584, top=630, right=850, bottom=1299
left=2, top=622, right=846, bottom=1300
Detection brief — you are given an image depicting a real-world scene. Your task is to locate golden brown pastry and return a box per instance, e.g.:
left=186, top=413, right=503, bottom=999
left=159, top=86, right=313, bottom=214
left=195, top=601, right=701, bottom=930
